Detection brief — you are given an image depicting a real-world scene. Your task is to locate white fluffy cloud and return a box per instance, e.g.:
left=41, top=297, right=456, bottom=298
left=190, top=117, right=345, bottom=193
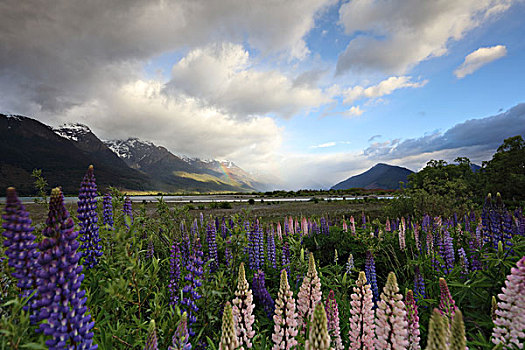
left=166, top=43, right=330, bottom=118
left=337, top=0, right=515, bottom=74
left=454, top=45, right=507, bottom=78
left=341, top=76, right=427, bottom=104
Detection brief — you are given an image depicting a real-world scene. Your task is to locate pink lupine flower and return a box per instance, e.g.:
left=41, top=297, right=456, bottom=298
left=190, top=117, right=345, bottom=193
left=492, top=255, right=525, bottom=349
left=272, top=269, right=299, bottom=350
left=298, top=253, right=322, bottom=332
left=406, top=290, right=421, bottom=350
left=350, top=216, right=356, bottom=235
left=342, top=220, right=348, bottom=233
left=277, top=222, right=283, bottom=241
left=348, top=271, right=375, bottom=350
left=232, top=263, right=255, bottom=348
left=375, top=272, right=409, bottom=350
left=385, top=218, right=391, bottom=232
left=439, top=278, right=457, bottom=322
left=302, top=217, right=309, bottom=236
left=325, top=290, right=344, bottom=350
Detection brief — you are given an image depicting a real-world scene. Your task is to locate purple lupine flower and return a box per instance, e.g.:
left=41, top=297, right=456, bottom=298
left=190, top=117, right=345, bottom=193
left=206, top=223, right=218, bottom=272
left=267, top=227, right=277, bottom=269
left=169, top=243, right=181, bottom=306
left=78, top=165, right=103, bottom=269
left=225, top=240, right=232, bottom=268
left=362, top=212, right=366, bottom=229
left=442, top=229, right=455, bottom=274
left=221, top=218, right=228, bottom=240
left=169, top=312, right=192, bottom=350
left=32, top=188, right=97, bottom=349
left=2, top=187, right=39, bottom=300
left=283, top=218, right=289, bottom=235
left=252, top=269, right=275, bottom=319
left=123, top=196, right=133, bottom=226
left=458, top=247, right=469, bottom=277
left=282, top=241, right=291, bottom=276
left=182, top=238, right=204, bottom=336
left=413, top=266, right=426, bottom=302
left=365, top=251, right=379, bottom=304
left=346, top=254, right=354, bottom=273
left=102, top=193, right=114, bottom=229
left=144, top=321, right=158, bottom=350
left=146, top=237, right=155, bottom=259
left=320, top=217, right=329, bottom=235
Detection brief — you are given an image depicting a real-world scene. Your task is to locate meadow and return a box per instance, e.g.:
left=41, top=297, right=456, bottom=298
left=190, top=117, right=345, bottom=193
left=1, top=166, right=524, bottom=349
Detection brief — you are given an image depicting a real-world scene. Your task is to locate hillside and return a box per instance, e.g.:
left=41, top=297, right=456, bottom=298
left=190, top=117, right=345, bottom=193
left=331, top=163, right=414, bottom=190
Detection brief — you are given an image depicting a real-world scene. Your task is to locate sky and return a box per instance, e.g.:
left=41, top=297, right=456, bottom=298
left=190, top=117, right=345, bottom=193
left=1, top=0, right=525, bottom=189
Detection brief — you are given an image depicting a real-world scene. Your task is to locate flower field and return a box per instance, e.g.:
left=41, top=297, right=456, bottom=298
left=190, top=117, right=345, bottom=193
left=1, top=166, right=524, bottom=349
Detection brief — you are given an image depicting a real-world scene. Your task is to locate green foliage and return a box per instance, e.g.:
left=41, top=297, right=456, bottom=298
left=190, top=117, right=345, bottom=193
left=30, top=169, right=48, bottom=206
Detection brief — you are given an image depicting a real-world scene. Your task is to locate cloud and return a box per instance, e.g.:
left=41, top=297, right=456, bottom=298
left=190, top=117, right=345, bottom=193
left=368, top=134, right=382, bottom=142
left=363, top=103, right=525, bottom=159
left=341, top=76, right=427, bottom=104
left=311, top=142, right=337, bottom=148
left=165, top=43, right=330, bottom=118
left=337, top=0, right=515, bottom=74
left=454, top=45, right=507, bottom=78
left=347, top=106, right=364, bottom=116
left=0, top=0, right=333, bottom=116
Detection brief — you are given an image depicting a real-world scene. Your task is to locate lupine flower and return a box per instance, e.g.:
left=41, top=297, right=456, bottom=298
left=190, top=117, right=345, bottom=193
left=305, top=303, right=331, bottom=350
left=123, top=196, right=133, bottom=222
left=442, top=230, right=455, bottom=274
left=219, top=302, right=240, bottom=350
left=77, top=165, right=103, bottom=269
left=439, top=278, right=456, bottom=322
left=232, top=263, right=255, bottom=348
left=302, top=217, right=309, bottom=235
left=272, top=269, right=298, bottom=350
left=267, top=227, right=277, bottom=269
left=282, top=241, right=291, bottom=276
left=206, top=223, right=218, bottom=272
left=342, top=220, right=348, bottom=233
left=492, top=255, right=525, bottom=349
left=169, top=243, right=181, bottom=306
left=346, top=254, right=354, bottom=273
left=325, top=290, right=344, bottom=350
left=350, top=216, right=356, bottom=235
left=333, top=249, right=338, bottom=264
left=144, top=320, right=158, bottom=350
left=102, top=193, right=114, bottom=229
left=298, top=253, right=322, bottom=330
left=399, top=217, right=406, bottom=250
left=365, top=251, right=379, bottom=304
left=320, top=217, right=329, bottom=235
left=414, top=223, right=421, bottom=253
left=169, top=312, right=192, bottom=350
left=32, top=188, right=97, bottom=349
left=450, top=309, right=466, bottom=350
left=146, top=238, right=155, bottom=259
left=413, top=266, right=426, bottom=303
left=375, top=272, right=409, bottom=349
left=385, top=218, right=391, bottom=232
left=349, top=271, right=375, bottom=349
left=457, top=248, right=469, bottom=277
left=253, top=269, right=275, bottom=319
left=426, top=309, right=449, bottom=350
left=2, top=187, right=38, bottom=300
left=406, top=290, right=421, bottom=350
left=225, top=240, right=232, bottom=268
left=182, top=239, right=204, bottom=336
left=277, top=222, right=283, bottom=241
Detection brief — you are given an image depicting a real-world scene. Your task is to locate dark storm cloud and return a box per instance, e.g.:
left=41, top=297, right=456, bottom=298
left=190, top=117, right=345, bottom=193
left=364, top=103, right=525, bottom=159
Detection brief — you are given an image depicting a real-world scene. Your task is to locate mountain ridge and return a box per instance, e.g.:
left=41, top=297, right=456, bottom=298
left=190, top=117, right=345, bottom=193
left=331, top=163, right=414, bottom=190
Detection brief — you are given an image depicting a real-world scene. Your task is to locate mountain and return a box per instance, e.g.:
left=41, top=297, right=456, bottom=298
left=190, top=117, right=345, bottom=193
left=0, top=114, right=262, bottom=194
left=0, top=115, right=153, bottom=194
left=105, top=138, right=260, bottom=192
left=331, top=163, right=414, bottom=190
